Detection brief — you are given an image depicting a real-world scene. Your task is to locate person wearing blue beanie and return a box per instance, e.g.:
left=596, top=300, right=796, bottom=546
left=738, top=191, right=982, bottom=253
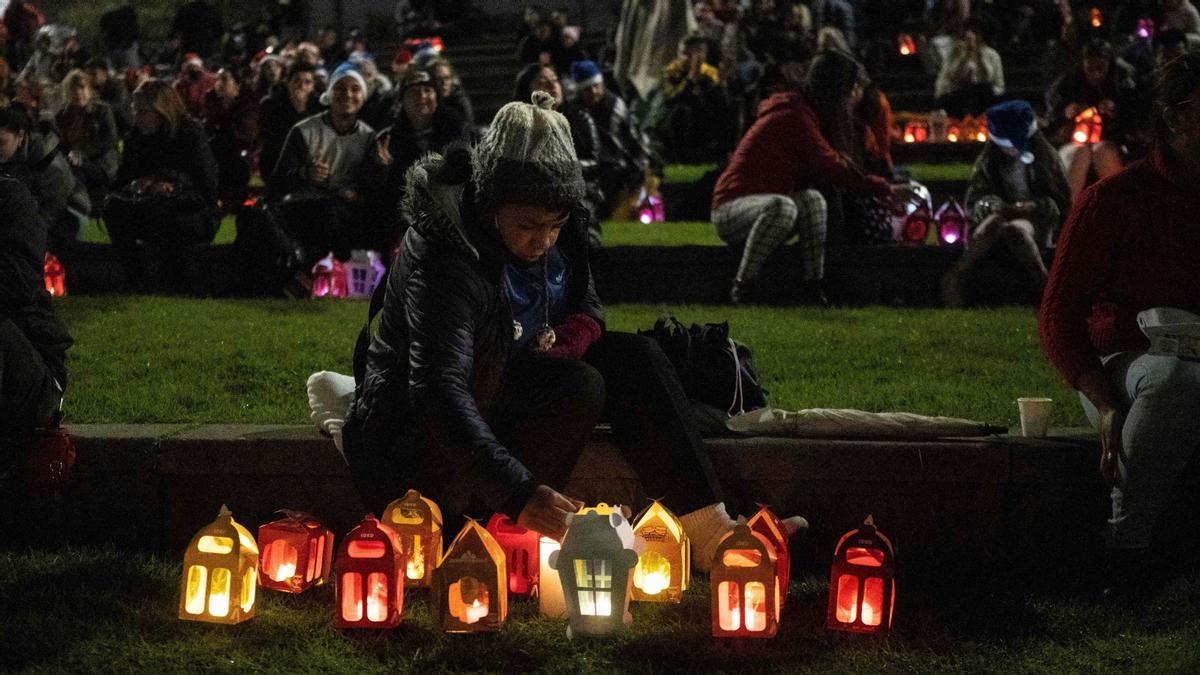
left=941, top=99, right=1071, bottom=306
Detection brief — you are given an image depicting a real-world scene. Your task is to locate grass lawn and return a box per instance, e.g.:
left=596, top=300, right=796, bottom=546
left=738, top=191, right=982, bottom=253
left=3, top=546, right=1200, bottom=672
left=903, top=162, right=974, bottom=183
left=54, top=297, right=1085, bottom=428
left=602, top=221, right=723, bottom=247
left=79, top=215, right=239, bottom=246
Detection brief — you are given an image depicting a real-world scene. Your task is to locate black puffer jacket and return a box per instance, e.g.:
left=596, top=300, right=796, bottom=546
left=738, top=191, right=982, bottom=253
left=0, top=176, right=72, bottom=388
left=344, top=149, right=604, bottom=517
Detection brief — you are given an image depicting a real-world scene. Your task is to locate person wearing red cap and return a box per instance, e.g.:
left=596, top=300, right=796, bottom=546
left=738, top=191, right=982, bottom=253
left=172, top=53, right=217, bottom=118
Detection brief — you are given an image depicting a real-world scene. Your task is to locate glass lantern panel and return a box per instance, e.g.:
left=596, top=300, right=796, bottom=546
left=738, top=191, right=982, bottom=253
left=717, top=581, right=741, bottom=630
left=348, top=540, right=386, bottom=558
left=835, top=574, right=859, bottom=624
left=241, top=567, right=256, bottom=611
left=367, top=572, right=389, bottom=622
left=341, top=573, right=363, bottom=621
left=846, top=547, right=884, bottom=567
left=744, top=582, right=767, bottom=632
left=721, top=549, right=762, bottom=567
left=197, top=535, right=233, bottom=554
left=265, top=539, right=299, bottom=582
left=184, top=565, right=207, bottom=615
left=208, top=567, right=231, bottom=617
left=862, top=577, right=884, bottom=626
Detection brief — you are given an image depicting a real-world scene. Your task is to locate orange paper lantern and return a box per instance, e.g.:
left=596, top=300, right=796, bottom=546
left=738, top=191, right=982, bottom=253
left=334, top=514, right=404, bottom=629
left=1072, top=107, right=1103, bottom=145
left=826, top=515, right=896, bottom=635
left=711, top=519, right=780, bottom=639
left=256, top=510, right=334, bottom=593
left=434, top=520, right=508, bottom=633
left=897, top=33, right=916, bottom=56
left=630, top=501, right=690, bottom=603
left=381, top=489, right=443, bottom=588
left=179, top=505, right=259, bottom=624
left=486, top=513, right=540, bottom=597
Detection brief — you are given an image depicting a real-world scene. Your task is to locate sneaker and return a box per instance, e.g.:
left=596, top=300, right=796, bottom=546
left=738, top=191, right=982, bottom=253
left=306, top=371, right=357, bottom=452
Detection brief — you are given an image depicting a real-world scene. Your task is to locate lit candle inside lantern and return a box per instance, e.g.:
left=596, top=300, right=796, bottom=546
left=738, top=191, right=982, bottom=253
left=640, top=571, right=668, bottom=596
left=366, top=574, right=388, bottom=622
left=744, top=583, right=766, bottom=632
left=464, top=599, right=488, bottom=623
left=273, top=561, right=296, bottom=582
left=861, top=599, right=877, bottom=626
left=538, top=536, right=567, bottom=617
left=407, top=548, right=425, bottom=580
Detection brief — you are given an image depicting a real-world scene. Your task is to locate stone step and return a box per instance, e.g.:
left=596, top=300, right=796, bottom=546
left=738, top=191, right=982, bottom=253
left=1, top=424, right=1103, bottom=569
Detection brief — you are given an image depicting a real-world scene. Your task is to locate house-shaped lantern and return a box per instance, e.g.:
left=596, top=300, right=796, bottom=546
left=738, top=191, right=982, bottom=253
left=345, top=249, right=386, bottom=299
left=826, top=515, right=896, bottom=635
left=935, top=199, right=969, bottom=247
left=539, top=535, right=567, bottom=617
left=550, top=505, right=640, bottom=638
left=711, top=519, right=780, bottom=639
left=311, top=253, right=348, bottom=298
left=630, top=501, right=689, bottom=603
left=256, top=510, right=334, bottom=593
left=486, top=513, right=539, bottom=597
left=334, top=514, right=404, bottom=629
left=434, top=520, right=508, bottom=633
left=381, top=489, right=443, bottom=588
left=749, top=505, right=791, bottom=604
left=179, top=505, right=259, bottom=624
left=43, top=252, right=66, bottom=297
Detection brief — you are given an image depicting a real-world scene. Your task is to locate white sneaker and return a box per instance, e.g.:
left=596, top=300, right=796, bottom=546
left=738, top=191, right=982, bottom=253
left=306, top=371, right=356, bottom=452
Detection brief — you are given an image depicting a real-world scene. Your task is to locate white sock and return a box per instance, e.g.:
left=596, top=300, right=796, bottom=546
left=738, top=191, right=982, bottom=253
left=680, top=502, right=736, bottom=573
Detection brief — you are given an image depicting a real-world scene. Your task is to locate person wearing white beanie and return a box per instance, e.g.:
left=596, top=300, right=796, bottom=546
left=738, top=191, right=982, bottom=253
left=343, top=92, right=807, bottom=567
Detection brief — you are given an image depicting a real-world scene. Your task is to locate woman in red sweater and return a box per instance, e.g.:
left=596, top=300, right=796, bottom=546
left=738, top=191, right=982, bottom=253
left=1039, top=53, right=1200, bottom=582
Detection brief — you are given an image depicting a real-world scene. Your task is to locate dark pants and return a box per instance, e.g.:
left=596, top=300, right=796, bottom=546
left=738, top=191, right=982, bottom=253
left=0, top=320, right=60, bottom=467
left=104, top=195, right=218, bottom=292
left=345, top=332, right=726, bottom=529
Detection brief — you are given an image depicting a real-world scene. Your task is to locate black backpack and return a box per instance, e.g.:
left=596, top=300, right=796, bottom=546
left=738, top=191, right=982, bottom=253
left=638, top=317, right=768, bottom=415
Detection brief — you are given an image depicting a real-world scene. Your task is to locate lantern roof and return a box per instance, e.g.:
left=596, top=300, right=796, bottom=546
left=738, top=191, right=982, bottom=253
left=748, top=505, right=787, bottom=546
left=714, top=518, right=777, bottom=565
left=191, top=504, right=258, bottom=555
left=442, top=520, right=505, bottom=566
left=833, top=515, right=895, bottom=558
left=345, top=513, right=402, bottom=550
left=632, top=500, right=683, bottom=543
left=384, top=489, right=444, bottom=531
left=558, top=509, right=640, bottom=561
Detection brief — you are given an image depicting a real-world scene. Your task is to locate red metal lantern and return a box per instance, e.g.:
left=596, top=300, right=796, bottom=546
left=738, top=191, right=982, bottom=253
left=748, top=505, right=790, bottom=606
left=334, top=514, right=404, bottom=629
left=43, top=253, right=66, bottom=298
left=1072, top=107, right=1103, bottom=145
left=486, top=513, right=540, bottom=597
left=826, top=515, right=896, bottom=635
left=900, top=204, right=934, bottom=245
left=935, top=199, right=969, bottom=247
left=257, top=510, right=334, bottom=593
left=711, top=519, right=780, bottom=639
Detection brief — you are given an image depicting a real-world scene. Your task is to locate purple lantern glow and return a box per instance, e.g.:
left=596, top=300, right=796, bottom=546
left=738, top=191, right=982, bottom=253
left=935, top=199, right=969, bottom=247
left=637, top=189, right=665, bottom=224
left=1137, top=18, right=1154, bottom=39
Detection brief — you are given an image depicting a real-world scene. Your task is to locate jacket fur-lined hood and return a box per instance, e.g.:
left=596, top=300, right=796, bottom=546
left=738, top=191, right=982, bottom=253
left=401, top=144, right=481, bottom=261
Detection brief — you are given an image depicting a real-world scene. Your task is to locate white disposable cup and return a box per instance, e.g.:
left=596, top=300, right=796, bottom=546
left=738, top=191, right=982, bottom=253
left=1017, top=397, right=1053, bottom=438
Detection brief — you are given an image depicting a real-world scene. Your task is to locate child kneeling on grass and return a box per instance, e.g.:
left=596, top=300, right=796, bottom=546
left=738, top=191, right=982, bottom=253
left=341, top=92, right=805, bottom=567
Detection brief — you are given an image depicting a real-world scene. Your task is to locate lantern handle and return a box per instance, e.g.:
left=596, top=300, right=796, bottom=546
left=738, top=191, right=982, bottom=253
left=218, top=504, right=232, bottom=518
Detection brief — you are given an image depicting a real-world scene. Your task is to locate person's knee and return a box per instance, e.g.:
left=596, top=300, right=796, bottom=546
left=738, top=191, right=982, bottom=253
left=1001, top=221, right=1033, bottom=245
left=764, top=195, right=799, bottom=225
left=1140, top=358, right=1200, bottom=403
left=559, top=360, right=606, bottom=419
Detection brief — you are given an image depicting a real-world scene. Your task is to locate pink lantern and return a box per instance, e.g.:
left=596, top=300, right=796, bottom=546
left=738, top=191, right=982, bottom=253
left=637, top=189, right=665, bottom=224
left=935, top=199, right=969, bottom=247
left=311, top=253, right=348, bottom=299
left=900, top=205, right=934, bottom=245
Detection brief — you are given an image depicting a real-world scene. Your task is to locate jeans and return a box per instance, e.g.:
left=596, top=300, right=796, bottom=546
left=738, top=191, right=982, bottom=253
left=1080, top=352, right=1200, bottom=549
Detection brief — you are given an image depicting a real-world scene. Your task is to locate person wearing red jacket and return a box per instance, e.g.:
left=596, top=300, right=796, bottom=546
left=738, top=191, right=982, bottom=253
left=1039, top=53, right=1200, bottom=589
left=711, top=50, right=894, bottom=304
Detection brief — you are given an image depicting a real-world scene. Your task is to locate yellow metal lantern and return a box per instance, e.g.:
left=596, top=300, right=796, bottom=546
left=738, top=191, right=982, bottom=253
left=630, top=501, right=690, bottom=603
left=381, top=489, right=443, bottom=588
left=433, top=520, right=508, bottom=633
left=179, top=505, right=259, bottom=624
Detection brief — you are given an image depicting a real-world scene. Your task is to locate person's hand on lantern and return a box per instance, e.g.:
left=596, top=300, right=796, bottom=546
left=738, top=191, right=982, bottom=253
left=517, top=484, right=584, bottom=541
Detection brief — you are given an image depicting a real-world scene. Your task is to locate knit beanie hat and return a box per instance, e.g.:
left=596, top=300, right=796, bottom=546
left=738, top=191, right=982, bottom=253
left=569, top=60, right=604, bottom=88
left=320, top=62, right=368, bottom=106
left=986, top=100, right=1038, bottom=164
left=471, top=90, right=585, bottom=212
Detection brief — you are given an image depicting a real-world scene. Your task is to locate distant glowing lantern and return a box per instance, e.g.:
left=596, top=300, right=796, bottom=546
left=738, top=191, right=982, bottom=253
left=748, top=506, right=790, bottom=607
left=902, top=122, right=927, bottom=144
left=945, top=125, right=960, bottom=143
left=311, top=253, right=348, bottom=298
left=550, top=505, right=640, bottom=638
left=539, top=535, right=567, bottom=617
left=256, top=510, right=334, bottom=593
left=1136, top=18, right=1155, bottom=39
left=179, top=505, right=259, bottom=624
left=711, top=519, right=780, bottom=639
left=900, top=204, right=935, bottom=245
left=1090, top=7, right=1103, bottom=27
left=345, top=250, right=386, bottom=299
left=897, top=33, right=916, bottom=56
left=630, top=501, right=689, bottom=603
left=827, top=515, right=896, bottom=635
left=486, top=513, right=540, bottom=597
left=334, top=514, right=404, bottom=629
left=381, top=489, right=443, bottom=588
left=434, top=520, right=508, bottom=632
left=935, top=199, right=969, bottom=247
left=637, top=188, right=665, bottom=224
left=43, top=253, right=66, bottom=297
left=1072, top=107, right=1103, bottom=146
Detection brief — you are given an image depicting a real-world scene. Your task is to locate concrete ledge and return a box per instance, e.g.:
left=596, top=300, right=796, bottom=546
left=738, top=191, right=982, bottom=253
left=2, top=424, right=1103, bottom=567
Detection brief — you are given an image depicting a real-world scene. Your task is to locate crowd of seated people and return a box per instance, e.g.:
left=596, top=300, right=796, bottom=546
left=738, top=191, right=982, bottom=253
left=0, top=0, right=1197, bottom=299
